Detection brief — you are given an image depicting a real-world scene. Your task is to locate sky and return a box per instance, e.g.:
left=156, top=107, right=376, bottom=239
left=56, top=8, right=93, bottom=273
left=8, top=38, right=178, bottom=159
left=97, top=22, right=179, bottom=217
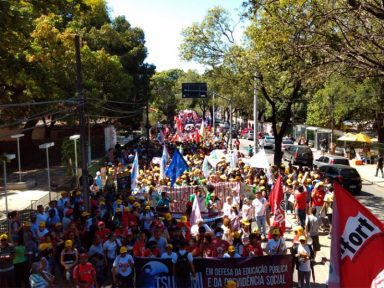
left=107, top=0, right=246, bottom=73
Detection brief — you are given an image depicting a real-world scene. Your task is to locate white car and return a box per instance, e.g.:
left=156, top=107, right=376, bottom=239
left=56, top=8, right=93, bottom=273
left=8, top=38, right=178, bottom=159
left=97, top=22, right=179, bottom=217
left=259, top=136, right=275, bottom=149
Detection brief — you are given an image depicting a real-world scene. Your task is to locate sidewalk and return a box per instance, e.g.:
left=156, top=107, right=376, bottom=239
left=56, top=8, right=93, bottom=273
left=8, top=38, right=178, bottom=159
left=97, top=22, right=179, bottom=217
left=0, top=166, right=71, bottom=220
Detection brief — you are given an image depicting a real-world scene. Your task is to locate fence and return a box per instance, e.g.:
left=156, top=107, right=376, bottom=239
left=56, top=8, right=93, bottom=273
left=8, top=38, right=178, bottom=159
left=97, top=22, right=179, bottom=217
left=0, top=191, right=59, bottom=234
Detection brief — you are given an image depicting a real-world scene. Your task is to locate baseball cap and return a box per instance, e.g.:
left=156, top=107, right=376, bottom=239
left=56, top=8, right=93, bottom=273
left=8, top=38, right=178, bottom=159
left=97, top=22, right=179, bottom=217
left=228, top=246, right=235, bottom=252
left=65, top=240, right=73, bottom=247
left=0, top=234, right=8, bottom=240
left=272, top=228, right=280, bottom=235
left=120, top=246, right=128, bottom=254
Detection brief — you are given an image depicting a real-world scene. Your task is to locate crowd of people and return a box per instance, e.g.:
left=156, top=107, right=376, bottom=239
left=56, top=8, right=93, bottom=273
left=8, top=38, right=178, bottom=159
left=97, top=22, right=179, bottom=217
left=0, top=118, right=334, bottom=288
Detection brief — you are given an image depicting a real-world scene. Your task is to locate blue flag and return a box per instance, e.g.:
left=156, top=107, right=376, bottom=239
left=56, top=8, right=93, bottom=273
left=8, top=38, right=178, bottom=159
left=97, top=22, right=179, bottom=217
left=165, top=149, right=188, bottom=187
left=131, top=152, right=139, bottom=191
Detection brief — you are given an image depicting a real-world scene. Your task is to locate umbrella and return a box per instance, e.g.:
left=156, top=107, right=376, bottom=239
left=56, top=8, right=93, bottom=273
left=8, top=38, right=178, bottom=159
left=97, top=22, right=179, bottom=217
left=337, top=133, right=356, bottom=142
left=355, top=133, right=372, bottom=143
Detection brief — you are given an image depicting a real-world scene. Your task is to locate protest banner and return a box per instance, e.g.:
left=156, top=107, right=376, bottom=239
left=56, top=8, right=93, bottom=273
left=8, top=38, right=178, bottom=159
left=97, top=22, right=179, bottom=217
left=134, top=255, right=293, bottom=288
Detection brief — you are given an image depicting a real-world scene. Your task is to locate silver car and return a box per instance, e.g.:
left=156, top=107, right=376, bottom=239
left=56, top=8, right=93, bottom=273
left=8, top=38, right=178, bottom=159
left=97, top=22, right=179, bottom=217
left=313, top=155, right=350, bottom=168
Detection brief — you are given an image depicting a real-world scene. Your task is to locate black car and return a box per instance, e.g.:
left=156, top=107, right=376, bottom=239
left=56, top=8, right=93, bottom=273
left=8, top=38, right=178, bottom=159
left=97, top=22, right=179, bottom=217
left=283, top=145, right=313, bottom=166
left=318, top=164, right=362, bottom=194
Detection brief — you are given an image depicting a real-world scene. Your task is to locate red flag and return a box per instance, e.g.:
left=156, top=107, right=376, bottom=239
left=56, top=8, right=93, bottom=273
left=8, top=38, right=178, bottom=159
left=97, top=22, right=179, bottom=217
left=269, top=175, right=286, bottom=234
left=329, top=182, right=384, bottom=288
left=189, top=195, right=202, bottom=226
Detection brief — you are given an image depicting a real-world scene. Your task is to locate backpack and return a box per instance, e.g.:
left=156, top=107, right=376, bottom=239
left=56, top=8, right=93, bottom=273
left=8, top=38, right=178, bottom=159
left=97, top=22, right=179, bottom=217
left=176, top=251, right=191, bottom=276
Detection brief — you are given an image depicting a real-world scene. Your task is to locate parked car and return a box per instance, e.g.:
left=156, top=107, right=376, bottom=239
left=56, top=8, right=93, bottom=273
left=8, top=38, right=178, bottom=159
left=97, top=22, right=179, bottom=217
left=313, top=155, right=350, bottom=168
left=281, top=138, right=294, bottom=150
left=259, top=135, right=275, bottom=149
left=318, top=164, right=362, bottom=194
left=283, top=145, right=313, bottom=166
left=247, top=130, right=254, bottom=140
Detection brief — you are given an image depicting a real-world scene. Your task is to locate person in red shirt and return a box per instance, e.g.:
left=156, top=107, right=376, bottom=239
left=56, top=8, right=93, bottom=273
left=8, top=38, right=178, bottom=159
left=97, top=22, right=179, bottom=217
left=143, top=240, right=161, bottom=257
left=95, top=221, right=110, bottom=244
left=311, top=182, right=326, bottom=217
left=176, top=216, right=191, bottom=241
left=294, top=185, right=307, bottom=227
left=73, top=253, right=98, bottom=288
left=247, top=233, right=263, bottom=256
left=121, top=206, right=136, bottom=228
left=210, top=228, right=229, bottom=257
left=132, top=232, right=147, bottom=257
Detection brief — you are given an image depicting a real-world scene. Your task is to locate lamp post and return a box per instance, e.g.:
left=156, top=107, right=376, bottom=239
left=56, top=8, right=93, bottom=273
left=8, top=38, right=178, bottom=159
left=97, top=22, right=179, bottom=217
left=2, top=153, right=16, bottom=219
left=253, top=73, right=258, bottom=153
left=69, top=135, right=80, bottom=187
left=212, top=92, right=215, bottom=134
left=10, top=134, right=24, bottom=182
left=39, top=142, right=55, bottom=202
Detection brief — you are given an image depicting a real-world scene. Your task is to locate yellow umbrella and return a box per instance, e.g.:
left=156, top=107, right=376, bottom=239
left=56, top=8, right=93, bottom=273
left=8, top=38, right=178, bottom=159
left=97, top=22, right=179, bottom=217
left=355, top=133, right=372, bottom=143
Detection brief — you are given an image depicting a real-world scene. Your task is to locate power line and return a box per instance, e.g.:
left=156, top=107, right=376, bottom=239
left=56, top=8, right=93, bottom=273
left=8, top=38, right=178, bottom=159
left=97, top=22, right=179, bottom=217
left=0, top=98, right=78, bottom=108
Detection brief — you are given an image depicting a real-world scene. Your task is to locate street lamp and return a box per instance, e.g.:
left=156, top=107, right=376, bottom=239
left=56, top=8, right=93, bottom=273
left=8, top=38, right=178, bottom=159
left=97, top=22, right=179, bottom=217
left=69, top=134, right=80, bottom=187
left=10, top=133, right=24, bottom=182
left=39, top=142, right=55, bottom=202
left=2, top=153, right=16, bottom=219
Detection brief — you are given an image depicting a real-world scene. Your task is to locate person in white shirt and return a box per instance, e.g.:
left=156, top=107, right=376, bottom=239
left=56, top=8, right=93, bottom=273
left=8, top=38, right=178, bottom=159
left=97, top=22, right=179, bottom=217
left=190, top=219, right=212, bottom=238
left=241, top=198, right=252, bottom=221
left=112, top=246, right=134, bottom=287
left=252, top=191, right=269, bottom=239
left=223, top=245, right=241, bottom=258
left=265, top=228, right=287, bottom=256
left=103, top=233, right=121, bottom=281
left=222, top=196, right=233, bottom=216
left=295, top=236, right=312, bottom=288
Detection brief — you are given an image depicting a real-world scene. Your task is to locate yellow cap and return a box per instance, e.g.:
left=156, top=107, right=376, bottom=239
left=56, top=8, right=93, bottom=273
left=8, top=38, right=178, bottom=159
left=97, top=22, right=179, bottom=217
left=165, top=213, right=172, bottom=220
left=0, top=234, right=8, bottom=240
left=82, top=211, right=90, bottom=217
left=120, top=246, right=128, bottom=253
left=65, top=240, right=73, bottom=247
left=124, top=206, right=130, bottom=212
left=272, top=228, right=280, bottom=235
left=180, top=216, right=187, bottom=223
left=145, top=205, right=151, bottom=210
left=228, top=246, right=235, bottom=252
left=39, top=222, right=46, bottom=227
left=39, top=243, right=49, bottom=251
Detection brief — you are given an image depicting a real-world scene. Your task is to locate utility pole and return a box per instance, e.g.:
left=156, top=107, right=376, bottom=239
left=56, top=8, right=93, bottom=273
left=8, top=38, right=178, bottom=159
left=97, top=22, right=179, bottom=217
left=75, top=35, right=89, bottom=210
left=253, top=73, right=258, bottom=153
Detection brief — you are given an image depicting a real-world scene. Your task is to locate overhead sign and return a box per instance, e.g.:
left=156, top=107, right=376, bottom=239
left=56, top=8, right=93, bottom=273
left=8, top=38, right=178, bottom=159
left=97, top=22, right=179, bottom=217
left=182, top=82, right=208, bottom=98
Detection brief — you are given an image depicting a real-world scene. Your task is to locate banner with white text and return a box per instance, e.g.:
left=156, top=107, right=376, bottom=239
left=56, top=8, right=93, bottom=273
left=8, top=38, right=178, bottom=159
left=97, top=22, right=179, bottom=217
left=134, top=255, right=293, bottom=288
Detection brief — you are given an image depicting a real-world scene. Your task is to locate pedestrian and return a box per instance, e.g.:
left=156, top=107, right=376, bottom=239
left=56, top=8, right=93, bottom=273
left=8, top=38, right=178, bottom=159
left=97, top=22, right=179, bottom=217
left=73, top=253, right=98, bottom=288
left=294, top=185, right=307, bottom=228
left=175, top=241, right=196, bottom=288
left=294, top=235, right=313, bottom=288
left=0, top=234, right=16, bottom=287
left=265, top=228, right=287, bottom=255
left=112, top=246, right=134, bottom=288
left=375, top=154, right=383, bottom=178
left=252, top=190, right=268, bottom=240
left=306, top=207, right=322, bottom=258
